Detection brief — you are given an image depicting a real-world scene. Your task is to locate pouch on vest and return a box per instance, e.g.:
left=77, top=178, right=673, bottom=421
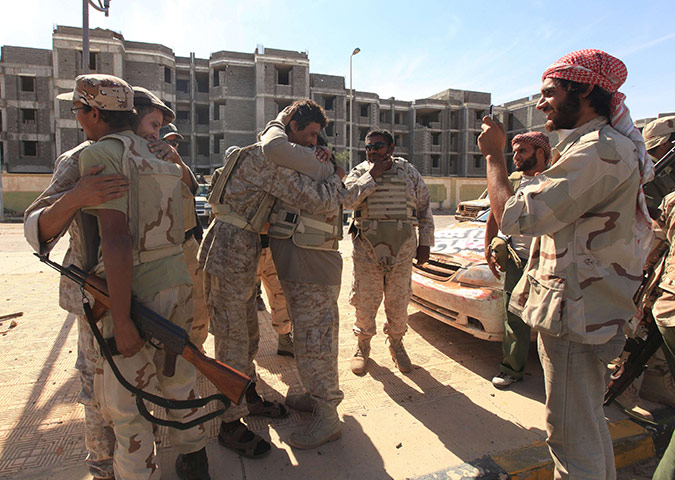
left=268, top=201, right=342, bottom=251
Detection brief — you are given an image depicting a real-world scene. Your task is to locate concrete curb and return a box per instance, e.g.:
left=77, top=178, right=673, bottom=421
left=414, top=414, right=675, bottom=479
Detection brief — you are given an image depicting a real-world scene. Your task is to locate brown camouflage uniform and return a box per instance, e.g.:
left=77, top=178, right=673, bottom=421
left=23, top=142, right=115, bottom=480
left=198, top=143, right=345, bottom=422
left=501, top=117, right=648, bottom=479
left=343, top=158, right=434, bottom=340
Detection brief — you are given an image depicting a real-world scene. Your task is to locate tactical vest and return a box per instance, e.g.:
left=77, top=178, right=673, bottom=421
left=208, top=146, right=276, bottom=233
left=100, top=132, right=184, bottom=265
left=267, top=200, right=343, bottom=251
left=352, top=158, right=418, bottom=265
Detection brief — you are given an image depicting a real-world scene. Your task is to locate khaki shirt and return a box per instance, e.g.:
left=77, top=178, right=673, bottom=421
left=502, top=117, right=649, bottom=344
left=652, top=193, right=675, bottom=327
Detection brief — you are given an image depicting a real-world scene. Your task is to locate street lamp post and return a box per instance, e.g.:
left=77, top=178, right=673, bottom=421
left=82, top=0, right=110, bottom=73
left=349, top=47, right=360, bottom=171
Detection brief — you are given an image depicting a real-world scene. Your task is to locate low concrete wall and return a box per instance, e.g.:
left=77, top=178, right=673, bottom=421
left=2, top=173, right=488, bottom=217
left=422, top=177, right=487, bottom=211
left=2, top=174, right=52, bottom=216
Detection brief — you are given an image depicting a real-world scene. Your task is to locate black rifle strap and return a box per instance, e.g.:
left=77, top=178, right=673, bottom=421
left=83, top=301, right=229, bottom=430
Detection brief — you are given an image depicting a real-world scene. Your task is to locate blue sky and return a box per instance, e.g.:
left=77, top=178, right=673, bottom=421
left=2, top=0, right=674, bottom=120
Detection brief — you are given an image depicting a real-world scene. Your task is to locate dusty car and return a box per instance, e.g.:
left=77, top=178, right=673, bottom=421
left=454, top=189, right=489, bottom=222
left=194, top=184, right=211, bottom=223
left=411, top=210, right=506, bottom=341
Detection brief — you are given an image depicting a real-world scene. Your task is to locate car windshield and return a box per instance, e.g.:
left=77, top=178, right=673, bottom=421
left=197, top=185, right=209, bottom=197
left=476, top=209, right=490, bottom=222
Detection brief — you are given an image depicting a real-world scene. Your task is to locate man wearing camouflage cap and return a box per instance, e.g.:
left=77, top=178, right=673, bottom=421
left=54, top=74, right=210, bottom=480
left=644, top=116, right=675, bottom=161
left=479, top=50, right=653, bottom=478
left=485, top=131, right=549, bottom=389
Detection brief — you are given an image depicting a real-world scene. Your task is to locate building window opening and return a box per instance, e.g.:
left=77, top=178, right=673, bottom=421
left=324, top=96, right=335, bottom=111
left=164, top=66, right=172, bottom=84
left=359, top=103, right=369, bottom=118
left=197, top=137, right=209, bottom=156
left=20, top=76, right=35, bottom=92
left=22, top=140, right=37, bottom=156
left=431, top=154, right=440, bottom=169
left=196, top=73, right=209, bottom=93
left=474, top=155, right=482, bottom=169
left=89, top=52, right=98, bottom=71
left=21, top=109, right=36, bottom=124
left=276, top=65, right=292, bottom=85
left=176, top=78, right=189, bottom=93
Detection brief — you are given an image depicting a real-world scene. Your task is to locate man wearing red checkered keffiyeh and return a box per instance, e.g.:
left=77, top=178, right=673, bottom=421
left=478, top=49, right=654, bottom=479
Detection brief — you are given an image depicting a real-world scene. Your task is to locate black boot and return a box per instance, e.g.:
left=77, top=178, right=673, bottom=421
left=175, top=446, right=211, bottom=480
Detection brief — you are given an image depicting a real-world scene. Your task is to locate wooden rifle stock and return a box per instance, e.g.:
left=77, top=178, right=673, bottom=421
left=37, top=255, right=251, bottom=405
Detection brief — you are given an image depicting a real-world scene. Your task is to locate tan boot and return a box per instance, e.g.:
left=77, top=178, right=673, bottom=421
left=388, top=336, right=412, bottom=373
left=286, top=392, right=316, bottom=412
left=350, top=337, right=371, bottom=375
left=288, top=403, right=341, bottom=449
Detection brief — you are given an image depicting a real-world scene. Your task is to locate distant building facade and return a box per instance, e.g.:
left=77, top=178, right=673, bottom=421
left=1, top=25, right=549, bottom=176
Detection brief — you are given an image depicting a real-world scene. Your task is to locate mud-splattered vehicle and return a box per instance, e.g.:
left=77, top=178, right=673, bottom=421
left=411, top=210, right=506, bottom=341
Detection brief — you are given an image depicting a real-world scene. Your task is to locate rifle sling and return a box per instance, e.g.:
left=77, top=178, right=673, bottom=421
left=83, top=301, right=229, bottom=430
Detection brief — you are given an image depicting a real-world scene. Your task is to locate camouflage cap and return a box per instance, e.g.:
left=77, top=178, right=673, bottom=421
left=643, top=116, right=675, bottom=151
left=160, top=123, right=184, bottom=141
left=133, top=87, right=175, bottom=126
left=56, top=74, right=134, bottom=111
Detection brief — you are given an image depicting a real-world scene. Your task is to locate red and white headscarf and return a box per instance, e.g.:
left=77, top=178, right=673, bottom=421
left=543, top=49, right=653, bottom=257
left=511, top=132, right=551, bottom=158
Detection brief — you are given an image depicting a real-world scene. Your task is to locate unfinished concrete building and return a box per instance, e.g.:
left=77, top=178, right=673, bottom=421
left=1, top=25, right=548, bottom=177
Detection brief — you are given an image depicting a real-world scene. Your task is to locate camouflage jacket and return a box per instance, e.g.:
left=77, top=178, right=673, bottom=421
left=24, top=141, right=95, bottom=315
left=652, top=193, right=675, bottom=327
left=343, top=158, right=435, bottom=247
left=199, top=143, right=345, bottom=275
left=501, top=117, right=649, bottom=344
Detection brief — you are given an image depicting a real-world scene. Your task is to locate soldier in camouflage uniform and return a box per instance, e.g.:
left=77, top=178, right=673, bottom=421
left=258, top=100, right=346, bottom=449
left=200, top=101, right=344, bottom=456
left=56, top=74, right=210, bottom=480
left=479, top=50, right=653, bottom=479
left=341, top=130, right=434, bottom=375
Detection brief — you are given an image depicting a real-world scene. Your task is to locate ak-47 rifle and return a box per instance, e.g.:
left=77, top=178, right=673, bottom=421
left=37, top=254, right=251, bottom=421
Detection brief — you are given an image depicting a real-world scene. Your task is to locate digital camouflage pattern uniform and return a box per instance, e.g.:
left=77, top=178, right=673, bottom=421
left=198, top=143, right=344, bottom=424
left=343, top=158, right=434, bottom=342
left=81, top=132, right=207, bottom=480
left=24, top=141, right=115, bottom=480
left=502, top=117, right=648, bottom=479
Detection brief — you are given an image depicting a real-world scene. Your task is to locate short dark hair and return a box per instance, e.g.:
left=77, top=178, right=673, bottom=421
left=97, top=108, right=135, bottom=129
left=287, top=99, right=328, bottom=132
left=130, top=104, right=156, bottom=132
left=366, top=129, right=394, bottom=146
left=554, top=78, right=612, bottom=119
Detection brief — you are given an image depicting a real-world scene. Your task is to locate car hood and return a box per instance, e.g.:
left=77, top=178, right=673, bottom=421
left=430, top=221, right=487, bottom=267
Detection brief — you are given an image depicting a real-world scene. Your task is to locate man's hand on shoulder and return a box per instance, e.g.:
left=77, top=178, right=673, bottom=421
left=315, top=146, right=332, bottom=164
left=148, top=140, right=181, bottom=165
left=76, top=165, right=129, bottom=207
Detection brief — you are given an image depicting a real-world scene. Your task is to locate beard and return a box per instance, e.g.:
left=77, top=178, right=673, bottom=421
left=545, top=91, right=582, bottom=131
left=515, top=151, right=538, bottom=172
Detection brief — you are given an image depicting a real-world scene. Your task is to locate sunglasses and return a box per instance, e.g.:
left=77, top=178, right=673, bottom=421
left=365, top=142, right=387, bottom=151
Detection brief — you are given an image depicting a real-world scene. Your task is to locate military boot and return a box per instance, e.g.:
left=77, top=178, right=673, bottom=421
left=286, top=391, right=317, bottom=412
left=288, top=403, right=342, bottom=449
left=387, top=336, right=412, bottom=373
left=277, top=332, right=294, bottom=357
left=350, top=337, right=371, bottom=375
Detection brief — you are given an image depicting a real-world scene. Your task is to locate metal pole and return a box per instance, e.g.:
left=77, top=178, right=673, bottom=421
left=349, top=55, right=353, bottom=172
left=82, top=0, right=89, bottom=73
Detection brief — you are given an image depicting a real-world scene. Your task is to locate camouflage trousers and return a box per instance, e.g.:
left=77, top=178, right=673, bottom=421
left=280, top=280, right=343, bottom=409
left=94, top=285, right=208, bottom=480
left=203, top=241, right=260, bottom=423
left=76, top=315, right=115, bottom=479
left=349, top=235, right=417, bottom=339
left=257, top=247, right=291, bottom=335
left=183, top=237, right=209, bottom=349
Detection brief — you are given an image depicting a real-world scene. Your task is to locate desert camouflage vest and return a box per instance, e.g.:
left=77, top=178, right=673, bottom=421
left=208, top=146, right=276, bottom=233
left=353, top=158, right=417, bottom=265
left=267, top=199, right=343, bottom=251
left=100, top=132, right=184, bottom=265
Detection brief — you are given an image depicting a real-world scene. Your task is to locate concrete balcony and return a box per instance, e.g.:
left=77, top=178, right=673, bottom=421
left=176, top=90, right=191, bottom=102
left=210, top=119, right=226, bottom=132
left=194, top=123, right=210, bottom=134
left=275, top=84, right=292, bottom=97
left=194, top=91, right=210, bottom=103
left=210, top=85, right=228, bottom=99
